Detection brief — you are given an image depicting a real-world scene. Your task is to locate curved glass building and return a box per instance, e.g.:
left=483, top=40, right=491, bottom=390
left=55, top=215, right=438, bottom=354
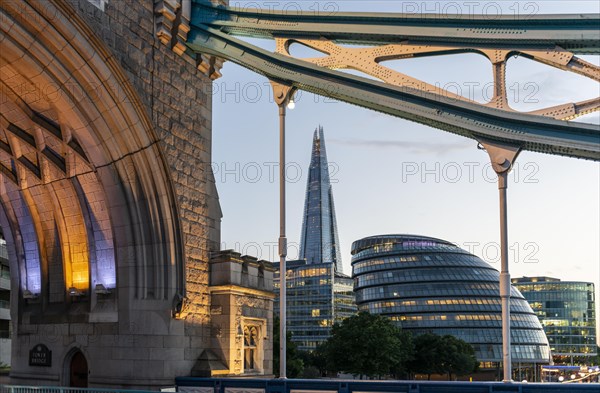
left=351, top=234, right=551, bottom=372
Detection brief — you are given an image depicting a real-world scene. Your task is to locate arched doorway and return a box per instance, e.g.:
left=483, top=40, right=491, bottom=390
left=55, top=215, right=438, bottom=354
left=69, top=351, right=88, bottom=387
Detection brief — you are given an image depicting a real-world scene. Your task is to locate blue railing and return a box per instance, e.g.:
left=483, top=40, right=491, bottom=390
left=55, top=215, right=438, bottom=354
left=0, top=386, right=157, bottom=393
left=176, top=378, right=600, bottom=393
left=2, top=380, right=599, bottom=393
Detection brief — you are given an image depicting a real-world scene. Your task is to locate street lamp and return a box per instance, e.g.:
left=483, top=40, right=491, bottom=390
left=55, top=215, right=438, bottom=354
left=478, top=139, right=522, bottom=383
left=270, top=80, right=296, bottom=379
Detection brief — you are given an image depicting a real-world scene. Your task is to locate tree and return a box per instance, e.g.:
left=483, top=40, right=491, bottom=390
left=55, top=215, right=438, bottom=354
left=409, top=333, right=478, bottom=380
left=273, top=317, right=304, bottom=378
left=323, top=312, right=413, bottom=379
left=298, top=349, right=326, bottom=378
left=410, top=333, right=445, bottom=379
left=439, top=335, right=478, bottom=380
left=311, top=343, right=329, bottom=376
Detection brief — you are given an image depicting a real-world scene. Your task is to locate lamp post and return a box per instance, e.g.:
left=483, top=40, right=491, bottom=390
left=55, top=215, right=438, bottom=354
left=270, top=81, right=295, bottom=379
left=479, top=139, right=521, bottom=383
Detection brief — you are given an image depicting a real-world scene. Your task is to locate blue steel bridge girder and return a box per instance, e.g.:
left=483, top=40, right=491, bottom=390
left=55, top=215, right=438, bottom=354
left=187, top=1, right=600, bottom=160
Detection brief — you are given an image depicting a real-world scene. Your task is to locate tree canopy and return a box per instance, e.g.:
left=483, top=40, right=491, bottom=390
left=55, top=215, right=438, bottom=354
left=274, top=312, right=479, bottom=380
left=410, top=333, right=478, bottom=380
left=322, top=312, right=414, bottom=378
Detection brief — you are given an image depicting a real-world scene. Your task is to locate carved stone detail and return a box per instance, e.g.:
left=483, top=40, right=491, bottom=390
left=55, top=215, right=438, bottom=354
left=155, top=0, right=225, bottom=79
left=154, top=0, right=180, bottom=46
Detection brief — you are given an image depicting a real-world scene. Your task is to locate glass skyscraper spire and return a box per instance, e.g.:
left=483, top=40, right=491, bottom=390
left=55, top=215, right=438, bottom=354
left=299, top=126, right=343, bottom=273
left=274, top=127, right=356, bottom=351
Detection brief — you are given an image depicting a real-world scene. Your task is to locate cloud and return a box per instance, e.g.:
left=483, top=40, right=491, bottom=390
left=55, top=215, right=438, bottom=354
left=329, top=138, right=473, bottom=156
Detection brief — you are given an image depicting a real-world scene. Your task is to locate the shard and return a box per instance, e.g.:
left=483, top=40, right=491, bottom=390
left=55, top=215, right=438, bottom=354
left=299, top=126, right=343, bottom=273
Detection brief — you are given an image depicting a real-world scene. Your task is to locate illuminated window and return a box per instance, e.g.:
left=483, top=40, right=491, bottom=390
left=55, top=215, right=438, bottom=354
left=243, top=326, right=259, bottom=372
left=312, top=309, right=320, bottom=317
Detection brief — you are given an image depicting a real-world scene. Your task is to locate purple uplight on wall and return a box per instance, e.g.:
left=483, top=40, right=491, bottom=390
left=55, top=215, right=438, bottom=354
left=95, top=246, right=116, bottom=289
left=14, top=194, right=42, bottom=293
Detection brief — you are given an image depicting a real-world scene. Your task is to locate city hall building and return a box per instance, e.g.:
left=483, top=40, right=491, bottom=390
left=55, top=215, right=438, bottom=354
left=352, top=234, right=551, bottom=380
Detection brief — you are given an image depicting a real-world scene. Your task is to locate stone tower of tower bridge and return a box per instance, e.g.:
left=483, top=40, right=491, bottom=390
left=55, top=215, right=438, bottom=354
left=0, top=0, right=274, bottom=388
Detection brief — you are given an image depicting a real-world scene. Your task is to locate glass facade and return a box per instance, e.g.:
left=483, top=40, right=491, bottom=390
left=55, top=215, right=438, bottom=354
left=274, top=260, right=356, bottom=351
left=275, top=128, right=356, bottom=351
left=512, top=277, right=597, bottom=364
left=299, top=126, right=343, bottom=273
left=352, top=234, right=551, bottom=366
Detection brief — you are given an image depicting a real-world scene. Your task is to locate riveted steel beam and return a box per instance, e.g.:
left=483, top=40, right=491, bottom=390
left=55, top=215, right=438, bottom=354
left=191, top=1, right=600, bottom=54
left=188, top=2, right=600, bottom=160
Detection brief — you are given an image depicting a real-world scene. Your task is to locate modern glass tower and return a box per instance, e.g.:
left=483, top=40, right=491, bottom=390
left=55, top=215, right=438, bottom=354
left=299, top=126, right=343, bottom=273
left=274, top=127, right=356, bottom=351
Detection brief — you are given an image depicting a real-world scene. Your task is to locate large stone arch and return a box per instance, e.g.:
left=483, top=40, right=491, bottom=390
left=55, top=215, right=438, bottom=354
left=0, top=0, right=188, bottom=385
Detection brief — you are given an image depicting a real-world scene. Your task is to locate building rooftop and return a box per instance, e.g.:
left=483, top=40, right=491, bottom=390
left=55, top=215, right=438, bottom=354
left=351, top=234, right=455, bottom=255
left=512, top=276, right=595, bottom=285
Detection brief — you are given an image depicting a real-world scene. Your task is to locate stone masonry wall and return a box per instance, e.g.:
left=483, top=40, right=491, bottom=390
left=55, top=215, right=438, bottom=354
left=67, top=0, right=217, bottom=329
left=3, top=0, right=227, bottom=386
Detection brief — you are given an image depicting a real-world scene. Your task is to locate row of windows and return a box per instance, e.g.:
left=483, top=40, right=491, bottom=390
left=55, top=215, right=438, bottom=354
left=355, top=281, right=523, bottom=303
left=545, top=327, right=595, bottom=336
left=362, top=298, right=533, bottom=314
left=285, top=278, right=332, bottom=287
left=389, top=312, right=538, bottom=323
left=286, top=311, right=333, bottom=318
left=548, top=345, right=597, bottom=354
left=547, top=335, right=597, bottom=345
left=352, top=255, right=419, bottom=270
left=284, top=296, right=333, bottom=303
left=521, top=295, right=594, bottom=307
left=469, top=344, right=550, bottom=362
left=541, top=319, right=596, bottom=328
left=355, top=268, right=499, bottom=289
left=528, top=300, right=596, bottom=310
left=351, top=242, right=461, bottom=261
left=287, top=318, right=333, bottom=326
left=535, top=310, right=596, bottom=321
left=283, top=286, right=333, bottom=294
left=280, top=267, right=332, bottom=279
left=382, top=313, right=543, bottom=330
left=514, top=283, right=594, bottom=293
left=288, top=324, right=332, bottom=333
left=412, top=328, right=543, bottom=343
left=372, top=297, right=530, bottom=307
left=352, top=253, right=489, bottom=275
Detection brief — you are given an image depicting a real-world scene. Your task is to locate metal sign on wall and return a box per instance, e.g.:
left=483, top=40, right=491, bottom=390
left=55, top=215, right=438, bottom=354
left=29, top=344, right=52, bottom=367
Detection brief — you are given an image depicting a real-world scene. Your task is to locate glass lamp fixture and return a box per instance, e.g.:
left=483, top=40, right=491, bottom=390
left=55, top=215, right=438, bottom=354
left=68, top=287, right=83, bottom=297
left=94, top=283, right=110, bottom=295
left=287, top=98, right=296, bottom=110
left=23, top=289, right=38, bottom=299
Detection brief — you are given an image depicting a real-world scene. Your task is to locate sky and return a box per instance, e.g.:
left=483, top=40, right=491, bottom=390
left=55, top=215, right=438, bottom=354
left=210, top=1, right=600, bottom=342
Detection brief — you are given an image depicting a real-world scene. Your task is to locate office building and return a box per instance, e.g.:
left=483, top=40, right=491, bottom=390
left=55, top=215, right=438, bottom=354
left=0, top=234, right=10, bottom=367
left=274, top=260, right=355, bottom=351
left=352, top=234, right=551, bottom=378
left=512, top=276, right=596, bottom=365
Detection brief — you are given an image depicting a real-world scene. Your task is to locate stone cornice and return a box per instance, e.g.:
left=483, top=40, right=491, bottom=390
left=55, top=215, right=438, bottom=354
left=208, top=284, right=276, bottom=299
